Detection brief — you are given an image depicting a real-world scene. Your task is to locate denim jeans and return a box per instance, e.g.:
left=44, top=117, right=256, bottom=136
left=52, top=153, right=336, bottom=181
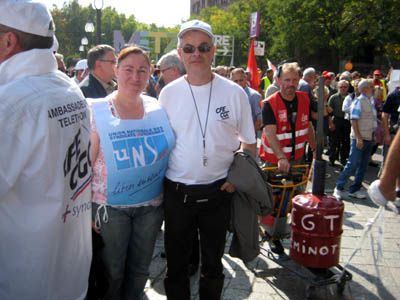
left=92, top=203, right=163, bottom=300
left=336, top=138, right=372, bottom=193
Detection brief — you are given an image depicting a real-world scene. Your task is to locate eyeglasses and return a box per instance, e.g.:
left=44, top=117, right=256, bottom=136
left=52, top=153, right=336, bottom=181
left=160, top=66, right=173, bottom=73
left=181, top=43, right=212, bottom=54
left=99, top=59, right=117, bottom=64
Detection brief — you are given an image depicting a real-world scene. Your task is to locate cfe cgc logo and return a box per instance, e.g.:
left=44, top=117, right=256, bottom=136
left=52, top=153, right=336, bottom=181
left=216, top=106, right=230, bottom=120
left=62, top=128, right=92, bottom=223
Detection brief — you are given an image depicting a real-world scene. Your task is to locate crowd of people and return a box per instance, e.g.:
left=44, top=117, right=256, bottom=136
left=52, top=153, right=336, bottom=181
left=1, top=1, right=400, bottom=300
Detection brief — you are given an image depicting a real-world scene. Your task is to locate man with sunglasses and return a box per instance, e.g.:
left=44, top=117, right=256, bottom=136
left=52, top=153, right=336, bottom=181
left=79, top=44, right=117, bottom=98
left=159, top=19, right=256, bottom=300
left=0, top=1, right=92, bottom=299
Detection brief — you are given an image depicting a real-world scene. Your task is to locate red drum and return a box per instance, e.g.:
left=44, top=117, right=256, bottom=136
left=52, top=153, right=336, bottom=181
left=290, top=193, right=344, bottom=268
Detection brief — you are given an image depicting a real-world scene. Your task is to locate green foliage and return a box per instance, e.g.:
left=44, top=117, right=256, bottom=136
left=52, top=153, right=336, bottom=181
left=194, top=0, right=399, bottom=70
left=51, top=0, right=177, bottom=66
left=52, top=0, right=399, bottom=69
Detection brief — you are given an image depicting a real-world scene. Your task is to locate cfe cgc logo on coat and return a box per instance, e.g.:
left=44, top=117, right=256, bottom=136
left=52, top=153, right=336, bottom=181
left=62, top=128, right=92, bottom=223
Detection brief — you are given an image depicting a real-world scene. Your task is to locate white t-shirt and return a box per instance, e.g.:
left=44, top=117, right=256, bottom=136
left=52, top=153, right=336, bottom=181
left=0, top=49, right=92, bottom=300
left=159, top=74, right=256, bottom=184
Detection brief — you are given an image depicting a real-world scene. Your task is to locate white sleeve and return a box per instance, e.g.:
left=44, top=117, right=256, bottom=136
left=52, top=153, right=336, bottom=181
left=342, top=95, right=352, bottom=113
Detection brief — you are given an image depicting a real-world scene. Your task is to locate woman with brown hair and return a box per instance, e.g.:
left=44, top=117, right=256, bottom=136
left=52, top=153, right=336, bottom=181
left=90, top=46, right=175, bottom=300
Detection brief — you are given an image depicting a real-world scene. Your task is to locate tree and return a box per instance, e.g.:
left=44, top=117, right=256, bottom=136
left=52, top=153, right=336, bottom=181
left=193, top=0, right=399, bottom=71
left=265, top=0, right=400, bottom=70
left=50, top=0, right=174, bottom=66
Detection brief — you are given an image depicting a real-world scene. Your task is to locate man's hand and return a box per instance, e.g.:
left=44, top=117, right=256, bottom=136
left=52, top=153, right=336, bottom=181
left=221, top=181, right=236, bottom=193
left=356, top=138, right=364, bottom=150
left=277, top=157, right=290, bottom=173
left=328, top=120, right=335, bottom=131
left=368, top=180, right=399, bottom=214
left=92, top=221, right=100, bottom=234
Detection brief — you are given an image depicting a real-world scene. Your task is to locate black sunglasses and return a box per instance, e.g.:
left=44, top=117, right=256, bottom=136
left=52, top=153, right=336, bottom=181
left=181, top=43, right=212, bottom=54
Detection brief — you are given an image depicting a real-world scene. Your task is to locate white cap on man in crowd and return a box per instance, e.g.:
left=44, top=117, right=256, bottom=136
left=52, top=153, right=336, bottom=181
left=178, top=19, right=214, bottom=42
left=75, top=59, right=88, bottom=71
left=0, top=0, right=55, bottom=37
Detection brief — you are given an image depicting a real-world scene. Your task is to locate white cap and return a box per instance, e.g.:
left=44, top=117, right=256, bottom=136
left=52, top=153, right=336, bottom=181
left=75, top=59, right=88, bottom=71
left=0, top=0, right=55, bottom=37
left=178, top=19, right=214, bottom=41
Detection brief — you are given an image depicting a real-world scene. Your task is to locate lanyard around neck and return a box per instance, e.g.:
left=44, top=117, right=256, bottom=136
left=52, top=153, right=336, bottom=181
left=187, top=78, right=213, bottom=166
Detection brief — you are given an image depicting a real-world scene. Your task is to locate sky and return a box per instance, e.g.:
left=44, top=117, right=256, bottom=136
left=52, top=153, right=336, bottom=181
left=42, top=0, right=191, bottom=27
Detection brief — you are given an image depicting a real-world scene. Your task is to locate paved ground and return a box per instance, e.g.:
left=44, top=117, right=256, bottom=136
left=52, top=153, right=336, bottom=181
left=144, top=148, right=400, bottom=300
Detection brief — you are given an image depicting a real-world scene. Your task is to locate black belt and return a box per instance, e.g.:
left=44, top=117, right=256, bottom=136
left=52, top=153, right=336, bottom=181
left=165, top=178, right=226, bottom=204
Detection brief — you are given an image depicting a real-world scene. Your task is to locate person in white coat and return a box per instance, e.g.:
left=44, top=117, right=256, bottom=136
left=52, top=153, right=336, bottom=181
left=0, top=1, right=92, bottom=299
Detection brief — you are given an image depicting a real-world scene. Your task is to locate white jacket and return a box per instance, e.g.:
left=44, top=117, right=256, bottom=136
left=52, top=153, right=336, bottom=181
left=0, top=49, right=92, bottom=300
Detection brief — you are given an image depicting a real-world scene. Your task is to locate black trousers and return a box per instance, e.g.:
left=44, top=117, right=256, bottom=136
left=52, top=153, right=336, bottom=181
left=163, top=179, right=231, bottom=300
left=329, top=117, right=351, bottom=165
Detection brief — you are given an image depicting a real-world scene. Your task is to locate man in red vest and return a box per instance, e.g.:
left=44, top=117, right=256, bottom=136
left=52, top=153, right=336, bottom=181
left=259, top=62, right=316, bottom=253
left=259, top=62, right=316, bottom=172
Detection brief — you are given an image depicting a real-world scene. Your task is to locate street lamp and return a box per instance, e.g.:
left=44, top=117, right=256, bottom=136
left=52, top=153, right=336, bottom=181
left=84, top=21, right=94, bottom=50
left=93, top=0, right=104, bottom=44
left=79, top=45, right=85, bottom=58
left=81, top=37, right=89, bottom=46
left=85, top=22, right=95, bottom=34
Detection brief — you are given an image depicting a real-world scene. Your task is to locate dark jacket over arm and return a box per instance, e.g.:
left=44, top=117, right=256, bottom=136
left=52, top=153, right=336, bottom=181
left=228, top=151, right=274, bottom=262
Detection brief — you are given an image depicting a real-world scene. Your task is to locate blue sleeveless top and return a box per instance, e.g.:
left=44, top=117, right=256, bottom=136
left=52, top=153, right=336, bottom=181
left=92, top=96, right=175, bottom=206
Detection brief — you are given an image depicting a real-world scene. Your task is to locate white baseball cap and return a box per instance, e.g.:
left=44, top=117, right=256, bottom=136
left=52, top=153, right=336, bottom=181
left=0, top=0, right=55, bottom=37
left=178, top=19, right=214, bottom=42
left=75, top=59, right=88, bottom=71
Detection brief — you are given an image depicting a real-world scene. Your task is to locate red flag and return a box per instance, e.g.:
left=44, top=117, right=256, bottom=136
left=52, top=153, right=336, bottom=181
left=267, top=58, right=277, bottom=73
left=246, top=39, right=260, bottom=90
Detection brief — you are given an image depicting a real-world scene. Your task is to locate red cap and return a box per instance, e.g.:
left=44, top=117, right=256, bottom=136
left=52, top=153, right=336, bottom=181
left=322, top=70, right=332, bottom=79
left=373, top=69, right=382, bottom=76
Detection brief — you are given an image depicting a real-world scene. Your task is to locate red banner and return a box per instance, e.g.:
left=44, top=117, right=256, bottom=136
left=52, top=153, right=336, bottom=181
left=247, top=39, right=260, bottom=90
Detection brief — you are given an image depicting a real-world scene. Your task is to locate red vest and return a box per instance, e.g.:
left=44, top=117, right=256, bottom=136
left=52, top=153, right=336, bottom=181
left=259, top=91, right=310, bottom=163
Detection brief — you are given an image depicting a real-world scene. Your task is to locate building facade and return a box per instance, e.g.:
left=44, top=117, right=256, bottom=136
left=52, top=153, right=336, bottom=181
left=190, top=0, right=232, bottom=15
